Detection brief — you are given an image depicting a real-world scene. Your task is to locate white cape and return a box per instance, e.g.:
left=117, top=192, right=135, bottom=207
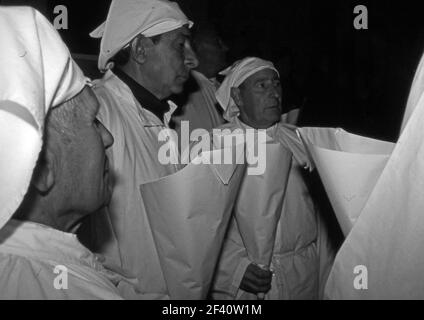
left=298, top=51, right=424, bottom=299
left=140, top=149, right=246, bottom=299
left=297, top=127, right=394, bottom=235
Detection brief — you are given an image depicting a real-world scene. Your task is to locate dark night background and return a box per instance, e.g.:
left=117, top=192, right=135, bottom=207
left=2, top=0, right=424, bottom=142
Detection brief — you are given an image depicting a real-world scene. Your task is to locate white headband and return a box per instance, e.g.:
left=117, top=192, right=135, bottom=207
left=216, top=57, right=279, bottom=122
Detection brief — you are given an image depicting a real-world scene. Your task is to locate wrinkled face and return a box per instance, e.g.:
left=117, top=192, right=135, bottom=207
left=237, top=69, right=282, bottom=129
left=51, top=87, right=114, bottom=217
left=145, top=26, right=199, bottom=99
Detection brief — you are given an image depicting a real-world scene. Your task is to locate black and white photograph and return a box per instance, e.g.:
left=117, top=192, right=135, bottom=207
left=0, top=0, right=424, bottom=309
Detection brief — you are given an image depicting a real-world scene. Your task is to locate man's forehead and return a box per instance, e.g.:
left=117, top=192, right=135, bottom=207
left=243, top=69, right=280, bottom=85
left=163, top=25, right=191, bottom=39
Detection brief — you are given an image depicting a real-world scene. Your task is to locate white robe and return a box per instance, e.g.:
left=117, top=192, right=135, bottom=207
left=86, top=70, right=181, bottom=299
left=0, top=220, right=127, bottom=300
left=211, top=119, right=333, bottom=299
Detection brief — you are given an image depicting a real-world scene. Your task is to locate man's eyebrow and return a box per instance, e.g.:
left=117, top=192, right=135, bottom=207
left=254, top=76, right=279, bottom=83
left=179, top=28, right=191, bottom=38
left=173, top=33, right=186, bottom=42
left=178, top=33, right=190, bottom=40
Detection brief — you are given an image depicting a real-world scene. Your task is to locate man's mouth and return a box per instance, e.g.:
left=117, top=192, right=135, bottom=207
left=177, top=73, right=189, bottom=82
left=266, top=105, right=280, bottom=110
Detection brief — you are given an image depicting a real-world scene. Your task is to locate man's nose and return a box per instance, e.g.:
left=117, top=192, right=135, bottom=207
left=99, top=122, right=114, bottom=149
left=270, top=86, right=281, bottom=99
left=185, top=44, right=199, bottom=70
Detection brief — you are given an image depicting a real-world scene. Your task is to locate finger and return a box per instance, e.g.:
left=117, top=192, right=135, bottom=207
left=244, top=275, right=272, bottom=289
left=256, top=283, right=272, bottom=294
left=244, top=270, right=271, bottom=284
left=241, top=280, right=272, bottom=294
left=247, top=264, right=272, bottom=277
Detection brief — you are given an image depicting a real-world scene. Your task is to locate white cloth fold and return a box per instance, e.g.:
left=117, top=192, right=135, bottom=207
left=400, top=50, right=424, bottom=133
left=324, top=50, right=424, bottom=299
left=267, top=121, right=312, bottom=169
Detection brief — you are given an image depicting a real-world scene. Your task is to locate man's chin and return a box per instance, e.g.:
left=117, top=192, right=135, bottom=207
left=264, top=111, right=281, bottom=123
left=171, top=84, right=184, bottom=95
left=263, top=116, right=281, bottom=129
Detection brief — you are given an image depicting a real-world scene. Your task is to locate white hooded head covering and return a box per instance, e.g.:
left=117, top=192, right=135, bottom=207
left=90, top=0, right=193, bottom=72
left=216, top=57, right=279, bottom=122
left=0, top=6, right=88, bottom=230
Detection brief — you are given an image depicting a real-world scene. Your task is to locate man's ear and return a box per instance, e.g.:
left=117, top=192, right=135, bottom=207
left=231, top=87, right=243, bottom=108
left=130, top=35, right=154, bottom=65
left=31, top=149, right=55, bottom=194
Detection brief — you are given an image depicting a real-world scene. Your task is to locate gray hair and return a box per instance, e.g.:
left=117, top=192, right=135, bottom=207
left=44, top=91, right=84, bottom=146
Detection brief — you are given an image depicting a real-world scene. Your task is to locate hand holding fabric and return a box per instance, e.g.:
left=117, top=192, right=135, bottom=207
left=240, top=263, right=273, bottom=294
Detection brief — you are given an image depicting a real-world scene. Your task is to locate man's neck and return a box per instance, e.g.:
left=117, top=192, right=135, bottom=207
left=114, top=67, right=170, bottom=121
left=239, top=114, right=276, bottom=130
left=13, top=196, right=81, bottom=234
left=119, top=63, right=165, bottom=100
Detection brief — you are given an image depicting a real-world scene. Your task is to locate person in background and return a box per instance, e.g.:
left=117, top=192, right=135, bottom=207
left=211, top=57, right=334, bottom=300
left=171, top=22, right=228, bottom=135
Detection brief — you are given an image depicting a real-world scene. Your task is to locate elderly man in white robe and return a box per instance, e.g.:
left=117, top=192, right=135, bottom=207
left=210, top=57, right=334, bottom=300
left=81, top=0, right=199, bottom=299
left=0, top=6, right=141, bottom=299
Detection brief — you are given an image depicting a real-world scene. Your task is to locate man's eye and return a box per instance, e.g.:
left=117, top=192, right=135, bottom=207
left=94, top=118, right=101, bottom=128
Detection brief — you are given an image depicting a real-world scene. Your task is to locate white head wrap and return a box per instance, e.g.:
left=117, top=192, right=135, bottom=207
left=90, top=0, right=193, bottom=72
left=216, top=57, right=279, bottom=122
left=0, top=6, right=88, bottom=230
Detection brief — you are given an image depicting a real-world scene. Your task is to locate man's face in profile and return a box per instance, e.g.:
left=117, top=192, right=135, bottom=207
left=144, top=26, right=199, bottom=98
left=237, top=69, right=282, bottom=129
left=52, top=87, right=114, bottom=216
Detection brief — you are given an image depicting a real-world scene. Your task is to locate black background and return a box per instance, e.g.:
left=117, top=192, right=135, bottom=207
left=2, top=0, right=424, bottom=142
